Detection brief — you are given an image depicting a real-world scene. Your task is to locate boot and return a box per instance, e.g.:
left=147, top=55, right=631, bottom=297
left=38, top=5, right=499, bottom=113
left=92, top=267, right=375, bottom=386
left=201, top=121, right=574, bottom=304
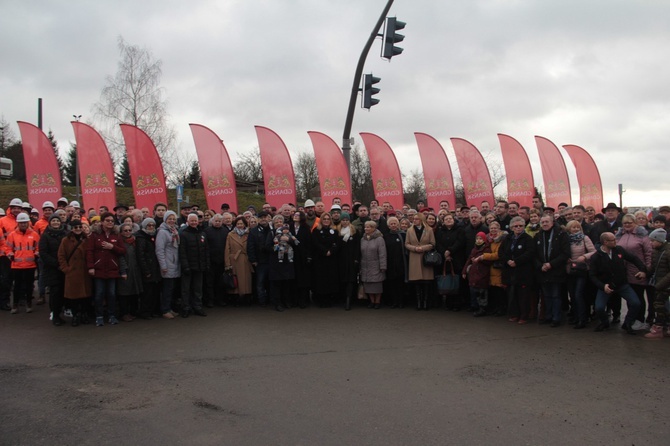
left=644, top=324, right=664, bottom=339
left=71, top=313, right=80, bottom=327
left=415, top=289, right=422, bottom=311
left=474, top=307, right=487, bottom=317
left=345, top=295, right=351, bottom=311
left=422, top=295, right=429, bottom=311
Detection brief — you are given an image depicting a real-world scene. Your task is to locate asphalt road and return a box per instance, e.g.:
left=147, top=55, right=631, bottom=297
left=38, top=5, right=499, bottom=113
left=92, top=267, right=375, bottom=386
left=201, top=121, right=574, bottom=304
left=1, top=302, right=668, bottom=446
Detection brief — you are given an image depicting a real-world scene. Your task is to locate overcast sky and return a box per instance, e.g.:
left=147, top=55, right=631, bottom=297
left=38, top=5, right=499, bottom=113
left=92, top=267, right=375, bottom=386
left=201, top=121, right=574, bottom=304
left=2, top=0, right=669, bottom=207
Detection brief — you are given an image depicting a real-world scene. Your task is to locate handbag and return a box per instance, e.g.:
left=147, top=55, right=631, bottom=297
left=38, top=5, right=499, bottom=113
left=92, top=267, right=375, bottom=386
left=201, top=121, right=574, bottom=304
left=222, top=271, right=238, bottom=289
left=423, top=249, right=443, bottom=267
left=357, top=283, right=367, bottom=300
left=568, top=261, right=588, bottom=277
left=436, top=261, right=460, bottom=295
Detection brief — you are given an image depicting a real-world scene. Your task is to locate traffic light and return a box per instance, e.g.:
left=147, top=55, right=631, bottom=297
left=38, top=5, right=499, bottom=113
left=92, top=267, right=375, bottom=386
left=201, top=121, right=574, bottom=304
left=362, top=74, right=381, bottom=109
left=382, top=17, right=406, bottom=60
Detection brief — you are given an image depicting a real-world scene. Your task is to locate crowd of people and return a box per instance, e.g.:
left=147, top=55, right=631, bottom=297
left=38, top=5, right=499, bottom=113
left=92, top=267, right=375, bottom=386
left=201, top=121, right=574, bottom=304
left=1, top=194, right=669, bottom=339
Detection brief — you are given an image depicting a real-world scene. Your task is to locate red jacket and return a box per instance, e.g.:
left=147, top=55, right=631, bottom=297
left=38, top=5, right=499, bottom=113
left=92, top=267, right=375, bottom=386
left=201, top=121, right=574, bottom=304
left=5, top=227, right=40, bottom=269
left=86, top=228, right=126, bottom=279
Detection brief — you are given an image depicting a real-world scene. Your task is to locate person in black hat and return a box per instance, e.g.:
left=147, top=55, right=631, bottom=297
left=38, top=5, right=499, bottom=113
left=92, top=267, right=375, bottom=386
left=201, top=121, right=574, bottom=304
left=221, top=203, right=230, bottom=213
left=589, top=203, right=623, bottom=248
left=114, top=204, right=128, bottom=225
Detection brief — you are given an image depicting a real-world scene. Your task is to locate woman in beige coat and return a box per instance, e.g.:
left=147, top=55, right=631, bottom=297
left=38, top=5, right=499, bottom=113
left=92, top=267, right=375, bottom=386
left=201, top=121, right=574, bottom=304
left=225, top=216, right=254, bottom=303
left=405, top=213, right=436, bottom=310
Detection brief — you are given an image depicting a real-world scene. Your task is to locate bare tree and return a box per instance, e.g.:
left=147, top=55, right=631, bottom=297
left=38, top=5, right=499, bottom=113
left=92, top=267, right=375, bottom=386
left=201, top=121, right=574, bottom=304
left=92, top=36, right=178, bottom=176
left=0, top=116, right=17, bottom=157
left=293, top=152, right=319, bottom=201
left=403, top=169, right=425, bottom=207
left=350, top=145, right=373, bottom=205
left=233, top=148, right=263, bottom=183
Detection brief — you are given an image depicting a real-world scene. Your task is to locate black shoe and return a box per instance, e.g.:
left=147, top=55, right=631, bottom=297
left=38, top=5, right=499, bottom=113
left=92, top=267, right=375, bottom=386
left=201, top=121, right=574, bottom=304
left=0, top=303, right=10, bottom=311
left=550, top=321, right=560, bottom=328
left=594, top=322, right=610, bottom=332
left=204, top=302, right=214, bottom=309
left=181, top=310, right=190, bottom=318
left=473, top=309, right=486, bottom=317
left=573, top=322, right=586, bottom=329
left=539, top=319, right=552, bottom=325
left=621, top=323, right=636, bottom=335
left=53, top=316, right=64, bottom=326
left=192, top=308, right=207, bottom=317
left=611, top=316, right=621, bottom=324
left=374, top=304, right=381, bottom=309
left=80, top=313, right=90, bottom=325
left=71, top=314, right=80, bottom=327
left=274, top=305, right=285, bottom=312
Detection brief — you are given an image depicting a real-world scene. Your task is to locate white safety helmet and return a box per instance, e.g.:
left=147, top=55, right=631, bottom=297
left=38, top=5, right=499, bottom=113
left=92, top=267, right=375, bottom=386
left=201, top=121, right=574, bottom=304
left=16, top=213, right=30, bottom=223
left=9, top=198, right=22, bottom=207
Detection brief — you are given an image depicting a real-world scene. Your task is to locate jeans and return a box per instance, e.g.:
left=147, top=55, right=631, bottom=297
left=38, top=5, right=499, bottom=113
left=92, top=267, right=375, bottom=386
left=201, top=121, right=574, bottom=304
left=94, top=278, right=116, bottom=318
left=254, top=263, right=269, bottom=304
left=161, top=278, right=176, bottom=314
left=595, top=283, right=640, bottom=326
left=567, top=275, right=587, bottom=323
left=540, top=282, right=563, bottom=322
left=181, top=271, right=204, bottom=311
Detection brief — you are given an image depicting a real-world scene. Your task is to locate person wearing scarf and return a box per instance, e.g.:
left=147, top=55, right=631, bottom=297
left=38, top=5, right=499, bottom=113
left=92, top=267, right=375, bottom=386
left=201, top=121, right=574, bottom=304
left=225, top=216, right=254, bottom=305
left=337, top=212, right=360, bottom=310
left=57, top=220, right=92, bottom=326
left=117, top=222, right=144, bottom=322
left=565, top=220, right=596, bottom=329
left=155, top=210, right=181, bottom=319
left=534, top=214, right=570, bottom=327
left=136, top=218, right=161, bottom=319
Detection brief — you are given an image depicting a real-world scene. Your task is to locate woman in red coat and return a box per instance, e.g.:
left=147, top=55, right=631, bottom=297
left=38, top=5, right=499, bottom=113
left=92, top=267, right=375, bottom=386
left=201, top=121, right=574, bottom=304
left=86, top=212, right=126, bottom=326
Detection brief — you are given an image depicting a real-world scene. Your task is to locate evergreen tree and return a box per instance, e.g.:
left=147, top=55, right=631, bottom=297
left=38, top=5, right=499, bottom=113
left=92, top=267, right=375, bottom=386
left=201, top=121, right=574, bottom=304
left=46, top=128, right=66, bottom=173
left=116, top=154, right=131, bottom=187
left=187, top=160, right=201, bottom=188
left=63, top=144, right=78, bottom=186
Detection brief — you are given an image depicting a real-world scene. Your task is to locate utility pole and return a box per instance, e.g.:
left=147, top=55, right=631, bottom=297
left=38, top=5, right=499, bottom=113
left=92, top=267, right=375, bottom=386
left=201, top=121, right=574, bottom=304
left=341, top=0, right=395, bottom=174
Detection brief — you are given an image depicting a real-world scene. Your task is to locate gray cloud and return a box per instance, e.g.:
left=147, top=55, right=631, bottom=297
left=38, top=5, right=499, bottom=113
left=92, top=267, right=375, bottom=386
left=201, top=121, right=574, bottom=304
left=1, top=0, right=668, bottom=205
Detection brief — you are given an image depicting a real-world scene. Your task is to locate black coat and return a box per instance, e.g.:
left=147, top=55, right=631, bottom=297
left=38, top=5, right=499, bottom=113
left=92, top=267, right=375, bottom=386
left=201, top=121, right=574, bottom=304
left=290, top=223, right=313, bottom=288
left=463, top=222, right=489, bottom=257
left=311, top=226, right=340, bottom=294
left=135, top=230, right=161, bottom=283
left=589, top=217, right=622, bottom=247
left=435, top=225, right=466, bottom=273
left=248, top=224, right=272, bottom=265
left=179, top=226, right=210, bottom=272
left=534, top=225, right=571, bottom=283
left=204, top=225, right=228, bottom=265
left=384, top=231, right=407, bottom=282
left=38, top=227, right=66, bottom=286
left=266, top=230, right=295, bottom=281
left=590, top=246, right=647, bottom=291
left=500, top=231, right=536, bottom=286
left=337, top=230, right=360, bottom=283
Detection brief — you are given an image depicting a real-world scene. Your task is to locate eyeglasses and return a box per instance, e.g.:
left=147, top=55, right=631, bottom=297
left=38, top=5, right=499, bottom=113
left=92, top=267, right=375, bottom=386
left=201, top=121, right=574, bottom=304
left=511, top=224, right=524, bottom=228
left=122, top=229, right=132, bottom=233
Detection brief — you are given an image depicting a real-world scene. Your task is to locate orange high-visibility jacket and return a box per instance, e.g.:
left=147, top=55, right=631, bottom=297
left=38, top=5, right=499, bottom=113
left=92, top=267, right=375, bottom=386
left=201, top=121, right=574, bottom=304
left=5, top=228, right=40, bottom=269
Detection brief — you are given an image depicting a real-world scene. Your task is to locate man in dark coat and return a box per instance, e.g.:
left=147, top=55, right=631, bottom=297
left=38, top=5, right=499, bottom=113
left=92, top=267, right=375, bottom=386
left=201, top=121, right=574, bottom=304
left=247, top=211, right=272, bottom=306
left=38, top=215, right=67, bottom=325
left=590, top=231, right=647, bottom=334
left=500, top=216, right=536, bottom=324
left=589, top=202, right=623, bottom=247
left=178, top=213, right=210, bottom=317
left=534, top=214, right=571, bottom=326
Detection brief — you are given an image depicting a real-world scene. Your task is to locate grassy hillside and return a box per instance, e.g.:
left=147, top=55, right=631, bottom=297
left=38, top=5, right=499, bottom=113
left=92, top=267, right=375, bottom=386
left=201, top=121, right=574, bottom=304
left=0, top=181, right=266, bottom=213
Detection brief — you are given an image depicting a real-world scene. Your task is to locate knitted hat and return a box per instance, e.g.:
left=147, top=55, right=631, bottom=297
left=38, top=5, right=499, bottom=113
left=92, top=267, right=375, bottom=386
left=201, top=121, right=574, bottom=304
left=164, top=210, right=177, bottom=222
left=141, top=217, right=156, bottom=229
left=649, top=228, right=667, bottom=243
left=340, top=212, right=350, bottom=220
left=476, top=231, right=487, bottom=240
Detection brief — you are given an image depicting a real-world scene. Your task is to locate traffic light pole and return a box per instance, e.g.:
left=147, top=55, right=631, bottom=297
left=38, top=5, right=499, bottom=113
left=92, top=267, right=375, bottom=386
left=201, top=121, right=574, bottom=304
left=342, top=0, right=395, bottom=175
